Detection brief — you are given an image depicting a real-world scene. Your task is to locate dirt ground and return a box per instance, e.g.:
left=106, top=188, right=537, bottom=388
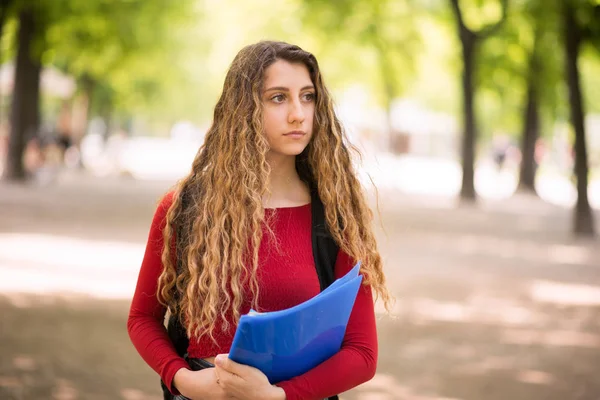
left=1, top=172, right=600, bottom=400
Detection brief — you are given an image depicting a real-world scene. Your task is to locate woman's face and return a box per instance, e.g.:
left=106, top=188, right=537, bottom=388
left=261, top=59, right=315, bottom=158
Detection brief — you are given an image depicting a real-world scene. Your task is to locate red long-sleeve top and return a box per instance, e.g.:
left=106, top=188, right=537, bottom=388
left=127, top=192, right=378, bottom=400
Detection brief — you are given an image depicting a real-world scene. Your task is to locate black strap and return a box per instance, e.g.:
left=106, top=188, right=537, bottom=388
left=162, top=191, right=340, bottom=399
left=310, top=190, right=338, bottom=291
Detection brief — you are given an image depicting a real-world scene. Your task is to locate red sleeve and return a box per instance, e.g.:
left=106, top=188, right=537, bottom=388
left=126, top=192, right=189, bottom=394
left=276, top=250, right=378, bottom=400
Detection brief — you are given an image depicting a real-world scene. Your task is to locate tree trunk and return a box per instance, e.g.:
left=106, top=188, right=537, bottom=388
left=517, top=77, right=540, bottom=193
left=2, top=8, right=42, bottom=182
left=449, top=0, right=507, bottom=203
left=563, top=1, right=595, bottom=236
left=459, top=30, right=478, bottom=201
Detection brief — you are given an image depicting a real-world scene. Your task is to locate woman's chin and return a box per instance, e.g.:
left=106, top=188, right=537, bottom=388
left=269, top=145, right=309, bottom=158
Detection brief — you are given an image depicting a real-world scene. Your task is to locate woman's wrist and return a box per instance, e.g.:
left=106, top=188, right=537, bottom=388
left=172, top=367, right=192, bottom=395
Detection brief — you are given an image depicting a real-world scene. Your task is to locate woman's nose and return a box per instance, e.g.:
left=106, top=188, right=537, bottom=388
left=288, top=100, right=305, bottom=124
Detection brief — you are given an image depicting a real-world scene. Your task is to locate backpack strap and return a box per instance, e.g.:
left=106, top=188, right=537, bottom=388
left=310, top=189, right=338, bottom=290
left=169, top=188, right=191, bottom=355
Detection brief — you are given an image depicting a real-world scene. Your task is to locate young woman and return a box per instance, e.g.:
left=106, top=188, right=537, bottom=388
left=127, top=40, right=392, bottom=400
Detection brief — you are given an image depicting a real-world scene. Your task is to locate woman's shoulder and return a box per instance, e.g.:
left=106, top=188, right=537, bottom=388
left=160, top=190, right=176, bottom=207
left=153, top=190, right=176, bottom=218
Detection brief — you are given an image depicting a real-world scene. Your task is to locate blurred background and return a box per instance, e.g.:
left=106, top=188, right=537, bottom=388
left=0, top=0, right=599, bottom=399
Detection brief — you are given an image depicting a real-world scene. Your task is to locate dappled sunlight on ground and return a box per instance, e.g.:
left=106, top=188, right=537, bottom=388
left=402, top=297, right=537, bottom=326
left=502, top=329, right=600, bottom=348
left=356, top=373, right=464, bottom=400
left=530, top=280, right=600, bottom=306
left=0, top=233, right=144, bottom=299
left=515, top=370, right=554, bottom=385
left=52, top=379, right=78, bottom=400
left=120, top=388, right=162, bottom=400
left=403, top=232, right=595, bottom=266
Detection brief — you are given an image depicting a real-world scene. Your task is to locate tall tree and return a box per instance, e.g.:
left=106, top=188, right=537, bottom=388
left=562, top=0, right=598, bottom=236
left=3, top=4, right=42, bottom=181
left=517, top=6, right=544, bottom=193
left=517, top=40, right=541, bottom=194
left=516, top=0, right=563, bottom=194
left=449, top=0, right=508, bottom=201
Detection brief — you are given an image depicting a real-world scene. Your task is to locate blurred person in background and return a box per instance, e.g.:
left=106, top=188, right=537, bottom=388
left=127, top=41, right=392, bottom=400
left=491, top=134, right=510, bottom=172
left=56, top=100, right=73, bottom=163
left=23, top=136, right=45, bottom=176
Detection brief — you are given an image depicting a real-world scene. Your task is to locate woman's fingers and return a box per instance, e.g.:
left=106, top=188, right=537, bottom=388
left=215, top=354, right=246, bottom=376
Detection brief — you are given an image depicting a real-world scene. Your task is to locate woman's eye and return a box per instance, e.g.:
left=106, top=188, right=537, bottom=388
left=271, top=94, right=285, bottom=103
left=303, top=93, right=315, bottom=102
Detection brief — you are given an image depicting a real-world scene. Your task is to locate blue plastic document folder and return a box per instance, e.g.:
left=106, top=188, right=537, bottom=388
left=228, top=262, right=363, bottom=383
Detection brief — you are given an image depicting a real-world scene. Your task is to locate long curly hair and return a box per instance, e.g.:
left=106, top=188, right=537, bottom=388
left=157, top=40, right=392, bottom=342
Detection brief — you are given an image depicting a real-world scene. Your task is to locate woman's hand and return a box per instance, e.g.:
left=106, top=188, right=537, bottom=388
left=214, top=354, right=286, bottom=400
left=173, top=367, right=233, bottom=400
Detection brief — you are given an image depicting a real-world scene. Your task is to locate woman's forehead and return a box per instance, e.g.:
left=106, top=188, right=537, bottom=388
left=263, top=60, right=312, bottom=89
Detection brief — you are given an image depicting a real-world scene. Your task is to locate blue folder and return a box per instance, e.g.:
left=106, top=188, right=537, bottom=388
left=228, top=262, right=363, bottom=383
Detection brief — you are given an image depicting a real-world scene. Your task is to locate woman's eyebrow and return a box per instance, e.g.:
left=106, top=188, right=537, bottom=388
left=264, top=85, right=315, bottom=92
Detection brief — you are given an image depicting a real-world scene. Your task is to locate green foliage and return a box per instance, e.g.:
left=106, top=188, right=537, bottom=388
left=0, top=15, right=16, bottom=62
left=475, top=0, right=568, bottom=140
left=2, top=0, right=201, bottom=126
left=459, top=0, right=506, bottom=31
left=404, top=15, right=461, bottom=115
left=581, top=45, right=600, bottom=113
left=300, top=0, right=421, bottom=110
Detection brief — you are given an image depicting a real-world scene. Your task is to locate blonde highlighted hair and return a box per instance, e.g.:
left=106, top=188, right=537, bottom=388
left=157, top=41, right=392, bottom=342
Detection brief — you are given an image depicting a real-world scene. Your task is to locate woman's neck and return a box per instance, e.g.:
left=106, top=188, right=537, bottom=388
left=263, top=154, right=310, bottom=208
